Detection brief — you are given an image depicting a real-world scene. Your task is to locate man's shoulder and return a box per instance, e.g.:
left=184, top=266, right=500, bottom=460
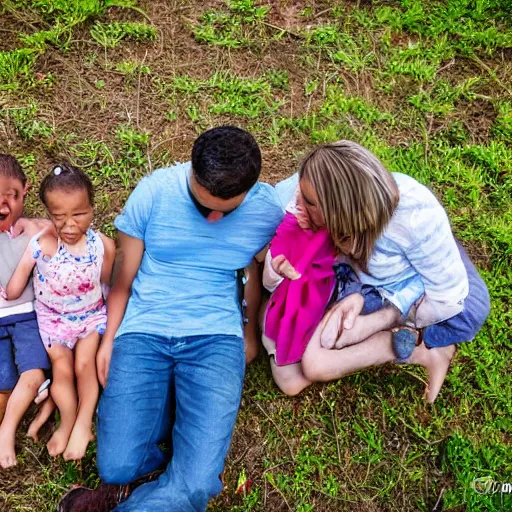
left=247, top=181, right=283, bottom=211
left=142, top=162, right=190, bottom=188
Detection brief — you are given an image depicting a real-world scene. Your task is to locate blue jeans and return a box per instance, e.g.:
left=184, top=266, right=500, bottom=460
left=97, top=332, right=245, bottom=512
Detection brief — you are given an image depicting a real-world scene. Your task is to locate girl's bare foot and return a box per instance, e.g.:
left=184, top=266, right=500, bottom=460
left=0, top=428, right=17, bottom=468
left=27, top=397, right=56, bottom=443
left=407, top=342, right=456, bottom=403
left=47, top=425, right=72, bottom=457
left=63, top=422, right=94, bottom=461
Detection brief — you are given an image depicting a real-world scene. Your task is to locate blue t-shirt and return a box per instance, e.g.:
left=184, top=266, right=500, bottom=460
left=114, top=162, right=285, bottom=339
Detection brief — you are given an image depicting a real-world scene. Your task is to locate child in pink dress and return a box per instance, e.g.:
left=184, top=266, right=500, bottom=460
left=4, top=163, right=115, bottom=461
left=262, top=195, right=337, bottom=396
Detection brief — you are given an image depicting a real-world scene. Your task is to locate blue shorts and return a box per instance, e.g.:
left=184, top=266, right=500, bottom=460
left=0, top=311, right=51, bottom=391
left=334, top=242, right=490, bottom=351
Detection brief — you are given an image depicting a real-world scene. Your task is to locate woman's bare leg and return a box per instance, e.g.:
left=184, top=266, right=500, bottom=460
left=302, top=328, right=396, bottom=382
left=304, top=313, right=456, bottom=401
left=406, top=343, right=456, bottom=403
left=63, top=331, right=100, bottom=461
left=46, top=344, right=76, bottom=457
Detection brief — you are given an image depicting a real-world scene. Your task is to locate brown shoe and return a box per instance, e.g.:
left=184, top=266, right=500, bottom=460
left=56, top=483, right=124, bottom=512
left=57, top=471, right=163, bottom=512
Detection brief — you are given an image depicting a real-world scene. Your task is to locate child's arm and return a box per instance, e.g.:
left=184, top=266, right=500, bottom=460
left=262, top=212, right=303, bottom=292
left=262, top=250, right=284, bottom=292
left=98, top=233, right=116, bottom=285
left=254, top=245, right=268, bottom=263
left=262, top=250, right=301, bottom=293
left=242, top=259, right=261, bottom=364
left=96, top=232, right=144, bottom=387
left=5, top=244, right=36, bottom=300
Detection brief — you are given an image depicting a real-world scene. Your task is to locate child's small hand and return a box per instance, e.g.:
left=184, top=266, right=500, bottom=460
left=11, top=218, right=54, bottom=238
left=9, top=218, right=29, bottom=238
left=271, top=254, right=301, bottom=280
left=0, top=285, right=7, bottom=300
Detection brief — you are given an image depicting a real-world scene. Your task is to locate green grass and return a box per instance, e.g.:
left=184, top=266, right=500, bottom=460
left=0, top=0, right=511, bottom=511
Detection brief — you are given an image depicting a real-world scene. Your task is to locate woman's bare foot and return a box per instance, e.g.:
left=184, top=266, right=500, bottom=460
left=407, top=342, right=456, bottom=403
left=27, top=397, right=56, bottom=443
left=63, top=422, right=94, bottom=461
left=0, top=428, right=17, bottom=468
left=47, top=425, right=72, bottom=457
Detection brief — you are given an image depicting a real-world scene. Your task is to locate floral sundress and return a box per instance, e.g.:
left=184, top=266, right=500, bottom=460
left=32, top=229, right=107, bottom=349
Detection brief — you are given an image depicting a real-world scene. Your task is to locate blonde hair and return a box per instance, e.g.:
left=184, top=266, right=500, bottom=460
left=299, top=140, right=399, bottom=271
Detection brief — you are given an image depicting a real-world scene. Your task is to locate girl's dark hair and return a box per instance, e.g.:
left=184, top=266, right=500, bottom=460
left=39, top=163, right=94, bottom=207
left=0, top=154, right=27, bottom=187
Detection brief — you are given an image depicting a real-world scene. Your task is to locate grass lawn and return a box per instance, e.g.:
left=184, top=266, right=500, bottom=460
left=0, top=1, right=511, bottom=510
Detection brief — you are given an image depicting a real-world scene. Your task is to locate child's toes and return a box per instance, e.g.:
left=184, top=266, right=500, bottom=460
left=0, top=452, right=17, bottom=469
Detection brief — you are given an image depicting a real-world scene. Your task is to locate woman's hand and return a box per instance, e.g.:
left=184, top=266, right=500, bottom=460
left=271, top=254, right=301, bottom=280
left=97, top=338, right=114, bottom=388
left=320, top=293, right=365, bottom=349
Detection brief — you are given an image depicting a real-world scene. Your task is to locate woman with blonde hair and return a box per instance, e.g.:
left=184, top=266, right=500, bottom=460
left=270, top=140, right=489, bottom=402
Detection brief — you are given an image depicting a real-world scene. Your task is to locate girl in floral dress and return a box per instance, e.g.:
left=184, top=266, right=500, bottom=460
left=4, top=164, right=115, bottom=460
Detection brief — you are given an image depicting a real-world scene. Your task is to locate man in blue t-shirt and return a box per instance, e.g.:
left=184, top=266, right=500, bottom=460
left=61, top=127, right=284, bottom=512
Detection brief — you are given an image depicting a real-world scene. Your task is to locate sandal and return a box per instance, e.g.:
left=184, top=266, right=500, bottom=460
left=391, top=326, right=422, bottom=362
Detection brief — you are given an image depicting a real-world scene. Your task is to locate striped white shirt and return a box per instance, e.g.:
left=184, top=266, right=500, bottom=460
left=275, top=172, right=469, bottom=327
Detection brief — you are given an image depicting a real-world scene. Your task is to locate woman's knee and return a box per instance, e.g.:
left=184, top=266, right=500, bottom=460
left=277, top=380, right=304, bottom=396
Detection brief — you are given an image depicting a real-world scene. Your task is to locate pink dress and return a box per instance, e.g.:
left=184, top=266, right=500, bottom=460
left=32, top=229, right=107, bottom=349
left=264, top=213, right=336, bottom=366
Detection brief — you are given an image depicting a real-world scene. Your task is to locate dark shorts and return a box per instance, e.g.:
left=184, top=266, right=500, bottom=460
left=0, top=311, right=50, bottom=391
left=334, top=242, right=490, bottom=350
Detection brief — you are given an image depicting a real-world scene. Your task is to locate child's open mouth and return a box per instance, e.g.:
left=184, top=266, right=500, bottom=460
left=0, top=213, right=7, bottom=221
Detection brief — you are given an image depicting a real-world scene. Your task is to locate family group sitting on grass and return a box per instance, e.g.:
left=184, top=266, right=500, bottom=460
left=0, top=126, right=489, bottom=512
